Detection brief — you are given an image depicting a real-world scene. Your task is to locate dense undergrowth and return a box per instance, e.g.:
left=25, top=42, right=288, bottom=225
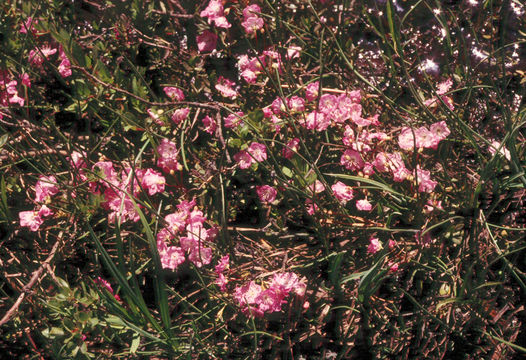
left=0, top=0, right=525, bottom=358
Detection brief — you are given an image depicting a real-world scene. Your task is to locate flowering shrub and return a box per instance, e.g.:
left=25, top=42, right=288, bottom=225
left=1, top=0, right=525, bottom=358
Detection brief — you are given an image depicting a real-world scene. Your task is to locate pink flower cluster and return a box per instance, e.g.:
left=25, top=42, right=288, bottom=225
left=215, top=76, right=238, bottom=98
left=214, top=255, right=230, bottom=291
left=0, top=71, right=26, bottom=109
left=200, top=0, right=231, bottom=28
left=234, top=272, right=306, bottom=317
left=397, top=121, right=450, bottom=151
left=19, top=175, right=59, bottom=231
left=234, top=142, right=267, bottom=169
left=26, top=44, right=72, bottom=78
left=89, top=160, right=166, bottom=223
left=156, top=139, right=183, bottom=174
left=156, top=199, right=217, bottom=270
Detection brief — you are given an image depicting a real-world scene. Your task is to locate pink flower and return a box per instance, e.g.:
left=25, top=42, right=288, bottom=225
left=398, top=127, right=417, bottom=151
left=224, top=112, right=244, bottom=128
left=94, top=277, right=121, bottom=301
left=271, top=97, right=286, bottom=114
left=308, top=180, right=325, bottom=194
left=247, top=142, right=267, bottom=162
left=28, top=45, right=57, bottom=67
left=238, top=55, right=262, bottom=84
left=286, top=46, right=301, bottom=60
left=282, top=138, right=300, bottom=159
left=19, top=210, right=43, bottom=231
left=171, top=108, right=190, bottom=124
left=157, top=139, right=182, bottom=173
left=215, top=255, right=230, bottom=274
left=302, top=111, right=329, bottom=131
left=318, top=94, right=338, bottom=116
left=20, top=17, right=38, bottom=35
left=216, top=273, right=228, bottom=291
left=331, top=181, right=354, bottom=204
left=139, top=168, right=165, bottom=196
left=340, top=149, right=364, bottom=171
left=35, top=175, right=59, bottom=203
left=416, top=167, right=437, bottom=193
left=38, top=205, right=53, bottom=218
left=287, top=96, right=305, bottom=113
left=234, top=150, right=253, bottom=169
left=256, top=185, right=277, bottom=204
left=241, top=16, right=264, bottom=35
left=234, top=281, right=264, bottom=317
left=159, top=245, right=186, bottom=270
left=202, top=115, right=217, bottom=135
left=305, top=82, right=319, bottom=102
left=489, top=140, right=511, bottom=161
left=389, top=262, right=399, bottom=272
left=200, top=0, right=231, bottom=28
left=305, top=198, right=318, bottom=215
left=20, top=73, right=31, bottom=87
left=430, top=121, right=450, bottom=142
left=163, top=87, right=185, bottom=101
left=367, top=237, right=382, bottom=254
left=270, top=272, right=306, bottom=297
left=242, top=4, right=261, bottom=18
left=165, top=211, right=187, bottom=233
left=356, top=199, right=372, bottom=211
left=58, top=47, right=72, bottom=78
left=255, top=288, right=285, bottom=313
left=196, top=30, right=218, bottom=52
left=215, top=76, right=238, bottom=98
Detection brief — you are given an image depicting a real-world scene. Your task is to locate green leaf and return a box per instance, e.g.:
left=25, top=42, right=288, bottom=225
left=0, top=134, right=8, bottom=149
left=130, top=333, right=141, bottom=354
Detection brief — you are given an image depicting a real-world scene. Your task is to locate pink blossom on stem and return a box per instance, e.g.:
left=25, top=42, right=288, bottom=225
left=416, top=167, right=437, bottom=193
left=157, top=139, right=182, bottom=173
left=234, top=150, right=253, bottom=169
left=256, top=185, right=277, bottom=204
left=38, top=205, right=53, bottom=218
left=138, top=168, right=165, bottom=196
left=224, top=112, right=244, bottom=128
left=247, top=142, right=267, bottom=162
left=282, top=138, right=300, bottom=159
left=202, top=115, right=217, bottom=135
left=215, top=76, right=238, bottom=98
left=58, top=47, right=72, bottom=78
left=35, top=175, right=59, bottom=203
left=171, top=108, right=190, bottom=124
left=19, top=210, right=43, bottom=231
left=356, top=198, right=372, bottom=211
left=305, top=82, right=319, bottom=102
left=287, top=96, right=305, bottom=113
left=163, top=87, right=185, bottom=101
left=200, top=0, right=231, bottom=28
left=367, top=237, right=382, bottom=254
left=489, top=140, right=511, bottom=161
left=340, top=149, right=365, bottom=171
left=331, top=181, right=354, bottom=204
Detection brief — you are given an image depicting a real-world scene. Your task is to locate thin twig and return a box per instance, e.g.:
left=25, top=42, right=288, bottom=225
left=71, top=65, right=220, bottom=110
left=0, top=231, right=64, bottom=327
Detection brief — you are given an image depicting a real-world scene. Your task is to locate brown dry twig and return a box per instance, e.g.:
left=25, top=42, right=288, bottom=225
left=0, top=230, right=65, bottom=327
